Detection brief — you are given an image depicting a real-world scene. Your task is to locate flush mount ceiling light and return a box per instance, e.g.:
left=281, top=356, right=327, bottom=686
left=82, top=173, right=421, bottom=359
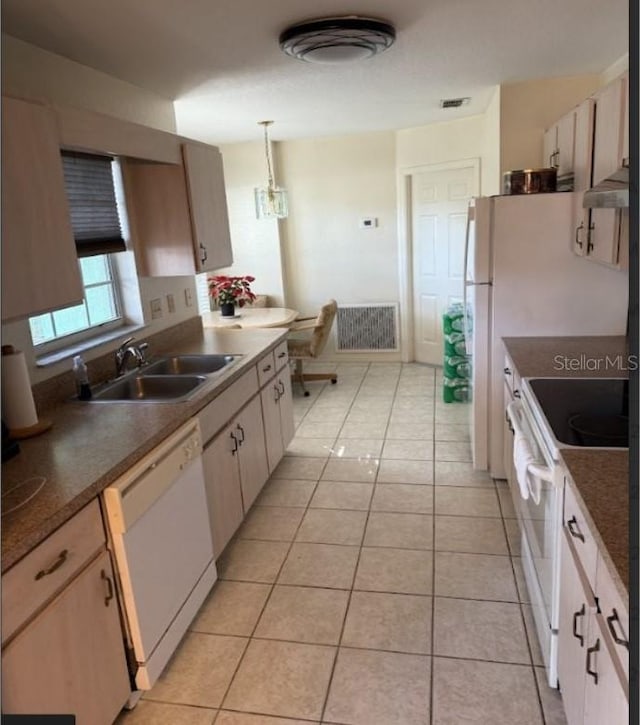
left=254, top=121, right=288, bottom=220
left=279, top=16, right=396, bottom=64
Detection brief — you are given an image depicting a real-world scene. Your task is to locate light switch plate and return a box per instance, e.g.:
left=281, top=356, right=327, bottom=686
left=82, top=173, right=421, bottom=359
left=150, top=298, right=163, bottom=319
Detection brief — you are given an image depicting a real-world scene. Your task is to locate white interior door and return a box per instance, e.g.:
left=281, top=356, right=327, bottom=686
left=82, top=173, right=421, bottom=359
left=411, top=164, right=477, bottom=364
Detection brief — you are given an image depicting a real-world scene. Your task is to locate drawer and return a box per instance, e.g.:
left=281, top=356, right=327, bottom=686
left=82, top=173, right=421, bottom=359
left=199, top=367, right=259, bottom=444
left=257, top=351, right=276, bottom=387
left=273, top=340, right=289, bottom=371
left=563, top=480, right=598, bottom=591
left=596, top=554, right=629, bottom=675
left=2, top=499, right=105, bottom=644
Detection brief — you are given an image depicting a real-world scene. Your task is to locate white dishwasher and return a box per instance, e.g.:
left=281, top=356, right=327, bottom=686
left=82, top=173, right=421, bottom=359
left=103, top=418, right=216, bottom=691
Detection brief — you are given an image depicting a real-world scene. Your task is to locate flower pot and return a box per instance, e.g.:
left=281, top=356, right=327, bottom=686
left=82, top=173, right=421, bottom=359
left=220, top=302, right=236, bottom=317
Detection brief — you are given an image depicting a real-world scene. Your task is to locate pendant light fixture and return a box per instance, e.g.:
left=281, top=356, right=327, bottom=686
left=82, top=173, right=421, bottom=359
left=254, top=120, right=288, bottom=219
left=279, top=16, right=395, bottom=64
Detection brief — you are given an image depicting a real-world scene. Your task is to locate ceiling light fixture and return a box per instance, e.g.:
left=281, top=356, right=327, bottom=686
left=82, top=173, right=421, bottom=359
left=255, top=120, right=288, bottom=220
left=279, top=16, right=395, bottom=64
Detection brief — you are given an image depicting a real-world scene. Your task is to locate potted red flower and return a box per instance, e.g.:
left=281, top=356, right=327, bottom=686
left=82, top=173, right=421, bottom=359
left=208, top=275, right=256, bottom=317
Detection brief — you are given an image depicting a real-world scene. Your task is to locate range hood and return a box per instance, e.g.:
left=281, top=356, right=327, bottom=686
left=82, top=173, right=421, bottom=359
left=583, top=162, right=629, bottom=208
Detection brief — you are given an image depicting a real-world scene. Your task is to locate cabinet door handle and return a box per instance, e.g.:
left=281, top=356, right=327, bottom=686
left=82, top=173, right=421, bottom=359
left=566, top=515, right=585, bottom=542
left=230, top=432, right=239, bottom=455
left=586, top=638, right=600, bottom=684
left=278, top=380, right=285, bottom=396
left=513, top=389, right=520, bottom=398
left=575, top=222, right=584, bottom=249
left=199, top=243, right=208, bottom=264
left=101, top=569, right=115, bottom=607
left=236, top=423, right=245, bottom=444
left=504, top=367, right=512, bottom=376
left=586, top=221, right=595, bottom=254
left=274, top=384, right=281, bottom=402
left=572, top=603, right=586, bottom=646
left=35, top=549, right=69, bottom=580
left=606, top=609, right=629, bottom=649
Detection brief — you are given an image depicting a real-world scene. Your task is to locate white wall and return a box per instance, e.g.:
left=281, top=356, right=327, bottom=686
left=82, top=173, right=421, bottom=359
left=1, top=35, right=200, bottom=384
left=499, top=74, right=602, bottom=173
left=213, top=141, right=286, bottom=305
left=278, top=132, right=398, bottom=309
left=2, top=34, right=177, bottom=133
left=481, top=86, right=501, bottom=196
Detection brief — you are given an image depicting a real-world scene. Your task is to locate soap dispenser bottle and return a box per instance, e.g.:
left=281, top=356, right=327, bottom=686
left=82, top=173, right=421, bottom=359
left=73, top=355, right=92, bottom=400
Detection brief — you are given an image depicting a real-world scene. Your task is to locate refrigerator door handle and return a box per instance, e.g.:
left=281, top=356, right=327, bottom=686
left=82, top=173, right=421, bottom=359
left=463, top=202, right=474, bottom=356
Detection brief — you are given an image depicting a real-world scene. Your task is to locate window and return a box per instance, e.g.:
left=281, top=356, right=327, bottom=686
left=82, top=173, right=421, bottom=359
left=29, top=255, right=122, bottom=347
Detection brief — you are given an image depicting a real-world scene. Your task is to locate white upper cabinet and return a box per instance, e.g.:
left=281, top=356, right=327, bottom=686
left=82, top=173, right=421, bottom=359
left=182, top=143, right=233, bottom=273
left=591, top=75, right=626, bottom=184
left=544, top=110, right=576, bottom=179
left=1, top=96, right=83, bottom=321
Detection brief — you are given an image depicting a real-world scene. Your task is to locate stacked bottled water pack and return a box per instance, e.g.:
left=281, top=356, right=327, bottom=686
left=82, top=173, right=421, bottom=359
left=442, top=303, right=471, bottom=403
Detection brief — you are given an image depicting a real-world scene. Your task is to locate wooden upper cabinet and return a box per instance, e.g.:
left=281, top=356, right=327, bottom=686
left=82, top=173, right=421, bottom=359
left=122, top=159, right=198, bottom=277
left=123, top=143, right=233, bottom=277
left=1, top=96, right=83, bottom=321
left=182, top=143, right=233, bottom=273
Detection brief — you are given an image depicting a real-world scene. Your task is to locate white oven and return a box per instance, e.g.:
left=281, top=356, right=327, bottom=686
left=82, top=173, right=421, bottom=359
left=506, top=395, right=563, bottom=688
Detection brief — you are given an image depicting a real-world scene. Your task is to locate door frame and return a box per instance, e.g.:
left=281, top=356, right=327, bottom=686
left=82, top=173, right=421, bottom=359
left=397, top=158, right=481, bottom=362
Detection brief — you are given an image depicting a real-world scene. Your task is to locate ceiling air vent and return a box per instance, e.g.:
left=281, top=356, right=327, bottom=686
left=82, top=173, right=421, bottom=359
left=440, top=97, right=471, bottom=109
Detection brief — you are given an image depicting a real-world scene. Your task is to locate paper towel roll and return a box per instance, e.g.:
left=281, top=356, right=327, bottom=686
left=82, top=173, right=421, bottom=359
left=2, top=346, right=38, bottom=430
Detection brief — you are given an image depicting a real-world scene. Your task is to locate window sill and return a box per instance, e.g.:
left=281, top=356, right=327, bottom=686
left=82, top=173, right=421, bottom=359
left=35, top=323, right=148, bottom=367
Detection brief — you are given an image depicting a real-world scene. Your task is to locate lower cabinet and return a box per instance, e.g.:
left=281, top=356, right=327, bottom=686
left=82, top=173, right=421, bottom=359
left=557, top=521, right=628, bottom=725
left=202, top=395, right=270, bottom=558
left=2, top=550, right=130, bottom=724
left=262, top=368, right=295, bottom=473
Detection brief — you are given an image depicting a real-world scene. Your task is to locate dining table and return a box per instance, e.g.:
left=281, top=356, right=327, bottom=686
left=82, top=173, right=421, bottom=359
left=200, top=307, right=299, bottom=329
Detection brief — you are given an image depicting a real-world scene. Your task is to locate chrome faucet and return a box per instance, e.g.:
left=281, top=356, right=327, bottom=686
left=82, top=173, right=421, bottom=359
left=115, top=337, right=149, bottom=377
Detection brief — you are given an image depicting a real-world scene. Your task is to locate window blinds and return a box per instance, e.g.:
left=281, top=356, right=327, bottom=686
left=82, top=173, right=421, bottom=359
left=61, top=151, right=126, bottom=257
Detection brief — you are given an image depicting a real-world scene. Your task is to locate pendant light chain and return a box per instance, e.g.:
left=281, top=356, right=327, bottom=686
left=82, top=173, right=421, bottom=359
left=261, top=121, right=275, bottom=190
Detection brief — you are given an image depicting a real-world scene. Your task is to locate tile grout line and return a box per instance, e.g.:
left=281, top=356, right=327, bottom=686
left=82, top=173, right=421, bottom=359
left=429, top=365, right=438, bottom=725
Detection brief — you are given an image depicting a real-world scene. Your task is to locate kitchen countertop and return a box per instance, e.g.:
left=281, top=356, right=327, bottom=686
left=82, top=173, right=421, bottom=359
left=559, top=449, right=628, bottom=599
left=502, top=335, right=630, bottom=600
left=1, top=327, right=288, bottom=573
left=502, top=335, right=630, bottom=378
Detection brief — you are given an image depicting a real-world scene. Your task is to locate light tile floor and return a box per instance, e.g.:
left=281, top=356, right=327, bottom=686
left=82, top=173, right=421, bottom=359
left=117, top=362, right=567, bottom=725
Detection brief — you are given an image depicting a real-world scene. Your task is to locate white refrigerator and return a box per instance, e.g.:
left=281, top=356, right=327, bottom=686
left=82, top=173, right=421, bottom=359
left=464, top=191, right=628, bottom=477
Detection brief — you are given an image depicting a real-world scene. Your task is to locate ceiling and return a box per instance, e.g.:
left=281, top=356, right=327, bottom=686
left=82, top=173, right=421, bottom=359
left=1, top=0, right=628, bottom=145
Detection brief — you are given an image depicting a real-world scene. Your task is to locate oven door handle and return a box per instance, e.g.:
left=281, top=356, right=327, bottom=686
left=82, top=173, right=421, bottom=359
left=507, top=401, right=554, bottom=504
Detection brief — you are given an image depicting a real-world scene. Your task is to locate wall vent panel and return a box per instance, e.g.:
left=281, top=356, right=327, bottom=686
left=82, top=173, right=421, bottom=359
left=336, top=303, right=399, bottom=352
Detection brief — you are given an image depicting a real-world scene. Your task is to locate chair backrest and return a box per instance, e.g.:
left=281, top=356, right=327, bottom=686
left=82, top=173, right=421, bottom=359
left=309, top=299, right=338, bottom=357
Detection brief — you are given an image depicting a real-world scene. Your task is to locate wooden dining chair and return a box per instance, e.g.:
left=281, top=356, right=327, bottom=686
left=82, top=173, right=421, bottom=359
left=287, top=299, right=338, bottom=396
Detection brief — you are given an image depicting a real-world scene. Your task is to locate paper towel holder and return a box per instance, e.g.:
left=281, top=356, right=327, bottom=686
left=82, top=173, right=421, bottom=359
left=1, top=345, right=52, bottom=439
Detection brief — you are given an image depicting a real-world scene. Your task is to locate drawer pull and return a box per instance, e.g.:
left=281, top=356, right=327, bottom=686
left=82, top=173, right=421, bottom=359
left=277, top=352, right=287, bottom=359
left=262, top=364, right=272, bottom=373
left=34, top=549, right=69, bottom=580
left=567, top=516, right=585, bottom=542
left=572, top=603, right=586, bottom=646
left=513, top=389, right=521, bottom=398
left=504, top=367, right=511, bottom=375
left=586, top=638, right=600, bottom=684
left=606, top=609, right=629, bottom=649
left=101, top=569, right=115, bottom=607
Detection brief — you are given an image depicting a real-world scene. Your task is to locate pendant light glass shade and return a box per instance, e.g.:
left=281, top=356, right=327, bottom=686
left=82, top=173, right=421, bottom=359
left=255, top=121, right=288, bottom=219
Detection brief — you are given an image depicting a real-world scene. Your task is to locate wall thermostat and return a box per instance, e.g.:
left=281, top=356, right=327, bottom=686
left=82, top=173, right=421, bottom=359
left=359, top=217, right=378, bottom=229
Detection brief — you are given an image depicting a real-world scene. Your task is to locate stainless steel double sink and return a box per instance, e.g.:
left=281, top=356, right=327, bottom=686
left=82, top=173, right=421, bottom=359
left=90, top=354, right=240, bottom=402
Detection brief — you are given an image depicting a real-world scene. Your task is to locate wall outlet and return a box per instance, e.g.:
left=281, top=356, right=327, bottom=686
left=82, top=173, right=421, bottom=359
left=166, top=293, right=176, bottom=314
left=150, top=298, right=163, bottom=319
left=184, top=288, right=193, bottom=307
left=359, top=217, right=378, bottom=229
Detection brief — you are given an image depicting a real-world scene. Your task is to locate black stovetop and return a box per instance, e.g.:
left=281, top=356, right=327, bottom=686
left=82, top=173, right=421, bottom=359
left=527, top=378, right=629, bottom=448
